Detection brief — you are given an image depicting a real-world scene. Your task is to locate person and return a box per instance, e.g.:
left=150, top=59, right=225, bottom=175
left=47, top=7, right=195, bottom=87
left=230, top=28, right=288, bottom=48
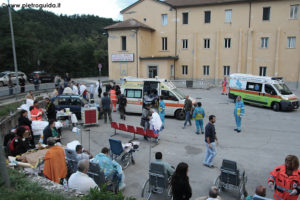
left=51, top=87, right=59, bottom=98
left=150, top=109, right=162, bottom=142
left=58, top=83, right=64, bottom=95
left=64, top=72, right=71, bottom=87
left=18, top=110, right=34, bottom=146
left=54, top=75, right=61, bottom=88
left=234, top=96, right=245, bottom=133
left=33, top=73, right=40, bottom=91
left=222, top=77, right=228, bottom=95
left=9, top=126, right=31, bottom=156
left=246, top=185, right=272, bottom=200
left=182, top=96, right=193, bottom=129
left=80, top=84, right=88, bottom=100
left=43, top=120, right=61, bottom=144
left=203, top=115, right=218, bottom=168
left=267, top=155, right=300, bottom=200
left=89, top=84, right=95, bottom=100
left=30, top=100, right=43, bottom=121
left=91, top=147, right=126, bottom=190
left=105, top=83, right=112, bottom=92
left=97, top=80, right=102, bottom=98
left=26, top=90, right=34, bottom=100
left=72, top=82, right=79, bottom=95
left=45, top=97, right=56, bottom=121
left=153, top=152, right=174, bottom=178
left=192, top=102, right=206, bottom=134
left=109, top=87, right=117, bottom=112
left=195, top=186, right=222, bottom=200
left=8, top=74, right=13, bottom=95
left=141, top=104, right=152, bottom=140
left=118, top=94, right=127, bottom=120
left=75, top=144, right=93, bottom=160
left=19, top=74, right=26, bottom=93
left=159, top=96, right=165, bottom=128
left=101, top=92, right=113, bottom=123
left=68, top=159, right=98, bottom=194
left=43, top=137, right=67, bottom=183
left=171, top=162, right=192, bottom=200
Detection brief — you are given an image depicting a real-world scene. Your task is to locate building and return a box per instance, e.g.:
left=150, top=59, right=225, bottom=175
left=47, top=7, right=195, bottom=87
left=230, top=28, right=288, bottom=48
left=105, top=0, right=300, bottom=89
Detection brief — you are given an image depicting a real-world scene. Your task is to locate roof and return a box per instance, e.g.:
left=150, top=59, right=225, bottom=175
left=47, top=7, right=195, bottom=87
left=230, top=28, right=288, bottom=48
left=139, top=56, right=179, bottom=60
left=120, top=0, right=172, bottom=14
left=104, top=18, right=155, bottom=31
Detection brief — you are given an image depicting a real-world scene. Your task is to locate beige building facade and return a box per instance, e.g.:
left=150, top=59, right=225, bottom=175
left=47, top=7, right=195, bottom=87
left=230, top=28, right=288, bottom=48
left=105, top=0, right=300, bottom=89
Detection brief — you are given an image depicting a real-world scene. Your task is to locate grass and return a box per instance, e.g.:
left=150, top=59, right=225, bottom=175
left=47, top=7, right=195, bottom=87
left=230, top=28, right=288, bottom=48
left=0, top=101, right=23, bottom=118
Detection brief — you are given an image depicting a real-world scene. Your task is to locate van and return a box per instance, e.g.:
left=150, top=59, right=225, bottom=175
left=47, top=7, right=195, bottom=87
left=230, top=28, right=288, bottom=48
left=120, top=77, right=196, bottom=120
left=228, top=73, right=299, bottom=111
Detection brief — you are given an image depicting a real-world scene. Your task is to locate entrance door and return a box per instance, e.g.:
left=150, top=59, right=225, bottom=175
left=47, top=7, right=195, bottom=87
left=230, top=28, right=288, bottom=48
left=148, top=66, right=158, bottom=78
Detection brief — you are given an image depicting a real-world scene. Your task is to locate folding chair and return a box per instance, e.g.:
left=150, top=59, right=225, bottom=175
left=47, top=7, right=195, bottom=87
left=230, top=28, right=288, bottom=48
left=136, top=127, right=146, bottom=136
left=111, top=122, right=119, bottom=136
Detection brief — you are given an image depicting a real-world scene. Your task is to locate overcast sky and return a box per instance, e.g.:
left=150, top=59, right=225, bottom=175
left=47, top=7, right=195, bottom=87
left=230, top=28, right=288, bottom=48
left=0, top=0, right=139, bottom=20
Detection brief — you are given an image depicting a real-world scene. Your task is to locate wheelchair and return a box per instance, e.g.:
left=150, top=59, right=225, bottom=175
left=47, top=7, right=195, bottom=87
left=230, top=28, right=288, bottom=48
left=65, top=149, right=79, bottom=178
left=141, top=162, right=172, bottom=200
left=214, top=159, right=248, bottom=200
left=109, top=138, right=138, bottom=169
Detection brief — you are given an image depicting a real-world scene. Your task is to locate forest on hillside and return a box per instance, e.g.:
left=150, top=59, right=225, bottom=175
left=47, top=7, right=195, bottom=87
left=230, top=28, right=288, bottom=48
left=0, top=7, right=116, bottom=77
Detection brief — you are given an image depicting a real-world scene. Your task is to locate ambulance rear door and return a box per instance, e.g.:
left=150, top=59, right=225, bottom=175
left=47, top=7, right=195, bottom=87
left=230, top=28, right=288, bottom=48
left=123, top=88, right=143, bottom=113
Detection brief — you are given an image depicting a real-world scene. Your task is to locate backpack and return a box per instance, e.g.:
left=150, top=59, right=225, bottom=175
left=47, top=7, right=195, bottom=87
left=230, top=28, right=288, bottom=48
left=8, top=137, right=17, bottom=153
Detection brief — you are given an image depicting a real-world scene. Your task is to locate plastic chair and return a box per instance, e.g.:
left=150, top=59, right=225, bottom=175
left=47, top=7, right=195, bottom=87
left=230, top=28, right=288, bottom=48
left=118, top=123, right=128, bottom=132
left=127, top=125, right=136, bottom=140
left=111, top=122, right=119, bottom=135
left=136, top=127, right=146, bottom=136
left=146, top=129, right=158, bottom=139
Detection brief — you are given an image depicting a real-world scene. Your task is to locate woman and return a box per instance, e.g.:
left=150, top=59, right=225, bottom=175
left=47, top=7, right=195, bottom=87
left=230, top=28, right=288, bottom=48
left=10, top=126, right=31, bottom=156
left=171, top=162, right=192, bottom=200
left=18, top=110, right=34, bottom=146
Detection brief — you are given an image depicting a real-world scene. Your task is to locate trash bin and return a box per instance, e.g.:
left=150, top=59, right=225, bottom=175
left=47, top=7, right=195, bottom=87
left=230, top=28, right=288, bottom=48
left=186, top=80, right=193, bottom=88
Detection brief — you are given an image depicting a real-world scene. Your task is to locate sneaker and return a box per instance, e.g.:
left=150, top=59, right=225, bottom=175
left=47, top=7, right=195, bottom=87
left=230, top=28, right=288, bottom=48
left=182, top=126, right=186, bottom=129
left=234, top=128, right=238, bottom=131
left=195, top=132, right=200, bottom=135
left=201, top=132, right=204, bottom=134
left=237, top=130, right=241, bottom=133
left=144, top=136, right=148, bottom=141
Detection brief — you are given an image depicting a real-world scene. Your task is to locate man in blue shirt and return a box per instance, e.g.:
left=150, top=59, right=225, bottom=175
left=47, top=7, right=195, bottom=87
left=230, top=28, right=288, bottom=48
left=192, top=102, right=206, bottom=134
left=203, top=115, right=218, bottom=168
left=159, top=96, right=165, bottom=128
left=234, top=96, right=245, bottom=133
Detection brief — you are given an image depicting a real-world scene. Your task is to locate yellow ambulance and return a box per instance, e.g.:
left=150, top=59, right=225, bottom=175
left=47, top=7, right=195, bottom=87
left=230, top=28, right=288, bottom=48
left=120, top=77, right=196, bottom=119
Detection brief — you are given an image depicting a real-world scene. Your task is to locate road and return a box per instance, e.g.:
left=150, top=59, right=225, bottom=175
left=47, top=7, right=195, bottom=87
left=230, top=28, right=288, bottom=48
left=59, top=87, right=300, bottom=200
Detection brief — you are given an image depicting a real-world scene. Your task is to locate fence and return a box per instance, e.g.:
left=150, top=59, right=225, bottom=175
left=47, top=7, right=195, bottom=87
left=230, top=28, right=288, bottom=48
left=171, top=79, right=216, bottom=89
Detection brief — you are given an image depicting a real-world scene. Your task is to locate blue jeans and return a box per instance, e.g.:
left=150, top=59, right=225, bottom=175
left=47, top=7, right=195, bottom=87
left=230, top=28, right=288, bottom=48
left=184, top=111, right=191, bottom=126
left=159, top=112, right=165, bottom=126
left=203, top=142, right=216, bottom=166
left=235, top=115, right=242, bottom=131
left=195, top=119, right=204, bottom=133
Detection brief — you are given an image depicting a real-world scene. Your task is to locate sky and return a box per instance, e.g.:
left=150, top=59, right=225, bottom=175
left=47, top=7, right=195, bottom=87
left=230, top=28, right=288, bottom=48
left=0, top=0, right=139, bottom=20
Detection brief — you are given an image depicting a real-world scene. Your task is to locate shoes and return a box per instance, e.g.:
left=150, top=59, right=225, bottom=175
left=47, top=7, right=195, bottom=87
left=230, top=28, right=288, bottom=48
left=144, top=136, right=148, bottom=141
left=195, top=132, right=200, bottom=135
left=189, top=124, right=192, bottom=126
left=237, top=130, right=241, bottom=133
left=234, top=128, right=238, bottom=131
left=201, top=132, right=204, bottom=134
left=182, top=126, right=186, bottom=129
left=203, top=163, right=215, bottom=168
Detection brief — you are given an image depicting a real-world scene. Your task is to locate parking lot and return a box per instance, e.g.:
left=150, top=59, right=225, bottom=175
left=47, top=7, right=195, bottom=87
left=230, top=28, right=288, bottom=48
left=61, top=87, right=300, bottom=200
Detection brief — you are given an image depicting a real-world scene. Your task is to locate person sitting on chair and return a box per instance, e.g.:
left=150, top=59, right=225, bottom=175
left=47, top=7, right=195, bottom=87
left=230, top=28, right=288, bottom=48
left=75, top=145, right=93, bottom=160
left=30, top=100, right=43, bottom=121
left=68, top=159, right=98, bottom=194
left=91, top=147, right=125, bottom=190
left=43, top=120, right=61, bottom=145
left=153, top=152, right=174, bottom=178
left=246, top=185, right=272, bottom=200
left=195, top=186, right=222, bottom=200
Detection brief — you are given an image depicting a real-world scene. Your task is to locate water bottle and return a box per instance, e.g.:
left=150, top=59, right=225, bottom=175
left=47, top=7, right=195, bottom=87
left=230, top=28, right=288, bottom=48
left=63, top=178, right=68, bottom=191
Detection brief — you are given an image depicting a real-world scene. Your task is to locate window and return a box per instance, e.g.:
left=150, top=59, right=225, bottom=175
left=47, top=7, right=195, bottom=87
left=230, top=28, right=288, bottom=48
left=125, top=89, right=142, bottom=98
left=265, top=84, right=277, bottom=95
left=70, top=98, right=82, bottom=106
left=162, top=14, right=168, bottom=26
left=182, top=39, right=188, bottom=49
left=259, top=66, right=267, bottom=76
left=161, top=90, right=178, bottom=101
left=182, top=12, right=188, bottom=24
left=162, top=37, right=168, bottom=50
left=148, top=66, right=158, bottom=78
left=204, top=11, right=211, bottom=23
left=203, top=65, right=209, bottom=76
left=287, top=37, right=296, bottom=48
left=246, top=82, right=262, bottom=92
left=224, top=38, right=231, bottom=48
left=223, top=66, right=230, bottom=76
left=182, top=65, right=188, bottom=75
left=263, top=7, right=270, bottom=21
left=204, top=38, right=210, bottom=49
left=261, top=37, right=269, bottom=48
left=121, top=36, right=126, bottom=51
left=290, top=5, right=299, bottom=19
left=225, top=9, right=232, bottom=23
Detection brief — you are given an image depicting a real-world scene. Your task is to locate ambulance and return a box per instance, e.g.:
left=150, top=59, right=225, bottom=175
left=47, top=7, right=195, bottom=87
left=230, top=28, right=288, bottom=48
left=229, top=73, right=299, bottom=111
left=120, top=77, right=196, bottom=119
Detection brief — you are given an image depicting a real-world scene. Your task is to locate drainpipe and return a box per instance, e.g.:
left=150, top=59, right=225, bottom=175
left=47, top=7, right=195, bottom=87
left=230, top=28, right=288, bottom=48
left=174, top=8, right=177, bottom=80
left=248, top=1, right=252, bottom=28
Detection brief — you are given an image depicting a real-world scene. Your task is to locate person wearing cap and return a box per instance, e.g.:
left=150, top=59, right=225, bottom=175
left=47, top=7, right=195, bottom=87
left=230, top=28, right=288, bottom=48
left=43, top=137, right=67, bottom=183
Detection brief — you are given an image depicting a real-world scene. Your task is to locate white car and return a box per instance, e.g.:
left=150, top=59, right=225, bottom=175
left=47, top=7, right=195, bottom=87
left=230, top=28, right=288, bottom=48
left=0, top=71, right=27, bottom=86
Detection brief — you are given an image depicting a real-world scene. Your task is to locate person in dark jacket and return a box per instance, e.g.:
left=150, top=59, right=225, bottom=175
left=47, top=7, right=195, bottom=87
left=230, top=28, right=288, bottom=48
left=10, top=126, right=31, bottom=156
left=18, top=110, right=34, bottom=146
left=45, top=97, right=56, bottom=121
left=43, top=120, right=61, bottom=144
left=118, top=94, right=127, bottom=120
left=171, top=162, right=192, bottom=200
left=19, top=74, right=26, bottom=93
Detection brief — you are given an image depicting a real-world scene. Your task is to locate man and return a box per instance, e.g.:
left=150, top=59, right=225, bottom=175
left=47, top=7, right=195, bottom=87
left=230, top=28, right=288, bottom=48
left=64, top=72, right=71, bottom=87
left=101, top=92, right=112, bottom=123
left=153, top=152, right=174, bottom=178
left=109, top=87, right=117, bottom=112
left=43, top=120, right=61, bottom=144
left=246, top=185, right=272, bottom=200
left=195, top=186, right=222, bottom=200
left=26, top=90, right=34, bottom=100
left=19, top=74, right=26, bottom=93
left=97, top=80, right=102, bottom=98
left=105, top=83, right=112, bottom=92
left=234, top=96, right=245, bottom=133
left=89, top=84, right=95, bottom=100
left=30, top=100, right=43, bottom=121
left=68, top=159, right=98, bottom=194
left=159, top=96, right=165, bottom=128
left=45, top=97, right=56, bottom=121
left=192, top=102, right=206, bottom=134
left=43, top=137, right=67, bottom=183
left=91, top=147, right=125, bottom=190
left=8, top=74, right=13, bottom=95
left=203, top=115, right=218, bottom=168
left=183, top=95, right=193, bottom=129
left=33, top=73, right=40, bottom=91
left=72, top=82, right=79, bottom=95
left=268, top=155, right=300, bottom=200
left=75, top=144, right=93, bottom=161
left=118, top=94, right=127, bottom=120
left=222, top=77, right=228, bottom=95
left=141, top=104, right=152, bottom=140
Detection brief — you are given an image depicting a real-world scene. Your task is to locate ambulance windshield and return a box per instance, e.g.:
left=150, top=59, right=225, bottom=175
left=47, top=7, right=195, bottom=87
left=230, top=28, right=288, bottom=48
left=172, top=88, right=185, bottom=99
left=273, top=84, right=293, bottom=95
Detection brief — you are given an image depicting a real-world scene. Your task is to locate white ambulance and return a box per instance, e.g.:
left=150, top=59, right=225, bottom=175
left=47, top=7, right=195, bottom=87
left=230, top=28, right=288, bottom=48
left=120, top=77, right=196, bottom=120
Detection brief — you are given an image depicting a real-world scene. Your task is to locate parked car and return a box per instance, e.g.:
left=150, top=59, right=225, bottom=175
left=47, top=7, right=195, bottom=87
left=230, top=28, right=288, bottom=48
left=52, top=95, right=100, bottom=119
left=0, top=71, right=27, bottom=86
left=28, top=71, right=54, bottom=83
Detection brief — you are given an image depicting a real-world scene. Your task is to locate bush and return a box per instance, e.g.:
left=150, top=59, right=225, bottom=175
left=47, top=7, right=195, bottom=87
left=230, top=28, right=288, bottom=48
left=81, top=186, right=136, bottom=200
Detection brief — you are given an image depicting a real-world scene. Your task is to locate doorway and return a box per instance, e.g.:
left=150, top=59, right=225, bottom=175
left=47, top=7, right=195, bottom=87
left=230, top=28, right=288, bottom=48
left=148, top=66, right=158, bottom=78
